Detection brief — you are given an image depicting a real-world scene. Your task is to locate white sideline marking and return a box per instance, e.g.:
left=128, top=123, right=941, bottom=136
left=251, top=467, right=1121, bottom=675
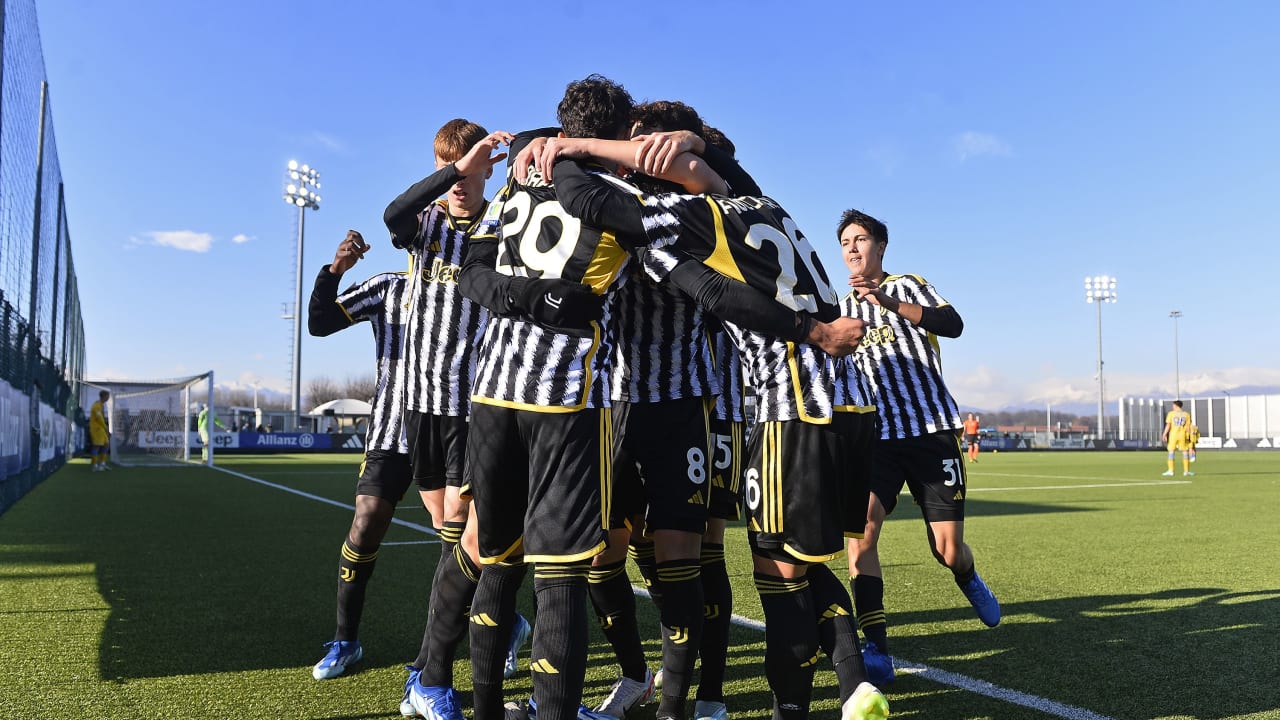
left=969, top=480, right=1191, bottom=492
left=380, top=540, right=437, bottom=547
left=635, top=590, right=1117, bottom=719
left=212, top=466, right=440, bottom=541
left=216, top=465, right=1111, bottom=718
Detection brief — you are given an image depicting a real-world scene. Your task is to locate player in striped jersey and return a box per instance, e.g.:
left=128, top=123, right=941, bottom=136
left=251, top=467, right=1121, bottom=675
left=545, top=141, right=888, bottom=720
left=456, top=76, right=647, bottom=720
left=305, top=230, right=412, bottom=681
left=838, top=209, right=1001, bottom=688
left=384, top=121, right=536, bottom=720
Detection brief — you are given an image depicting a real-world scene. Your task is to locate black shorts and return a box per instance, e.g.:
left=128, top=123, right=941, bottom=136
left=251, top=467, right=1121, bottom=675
left=708, top=417, right=745, bottom=521
left=355, top=450, right=414, bottom=502
left=406, top=410, right=468, bottom=491
left=465, top=402, right=610, bottom=564
left=964, top=433, right=979, bottom=446
left=872, top=429, right=967, bottom=522
left=744, top=412, right=874, bottom=563
left=610, top=398, right=711, bottom=535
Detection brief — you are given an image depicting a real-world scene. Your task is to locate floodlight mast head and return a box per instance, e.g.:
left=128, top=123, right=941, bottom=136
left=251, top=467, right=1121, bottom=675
left=1084, top=274, right=1117, bottom=304
left=282, top=160, right=321, bottom=210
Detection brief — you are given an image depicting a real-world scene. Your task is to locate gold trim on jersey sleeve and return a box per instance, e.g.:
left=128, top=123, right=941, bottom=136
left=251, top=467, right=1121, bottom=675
left=702, top=197, right=746, bottom=282
left=336, top=302, right=355, bottom=324
left=582, top=231, right=630, bottom=294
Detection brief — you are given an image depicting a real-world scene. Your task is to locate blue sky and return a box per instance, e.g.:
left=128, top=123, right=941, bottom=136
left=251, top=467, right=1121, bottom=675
left=37, top=0, right=1280, bottom=411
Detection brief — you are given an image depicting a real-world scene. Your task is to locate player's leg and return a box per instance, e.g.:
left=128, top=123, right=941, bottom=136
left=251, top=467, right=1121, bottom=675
left=463, top=404, right=531, bottom=720
left=591, top=438, right=655, bottom=718
left=748, top=419, right=886, bottom=719
left=627, top=399, right=710, bottom=720
left=314, top=451, right=409, bottom=680
left=847, top=438, right=904, bottom=672
left=522, top=407, right=611, bottom=720
left=694, top=416, right=743, bottom=720
left=751, top=553, right=819, bottom=720
left=404, top=415, right=490, bottom=718
left=912, top=431, right=1000, bottom=628
left=407, top=410, right=447, bottom=527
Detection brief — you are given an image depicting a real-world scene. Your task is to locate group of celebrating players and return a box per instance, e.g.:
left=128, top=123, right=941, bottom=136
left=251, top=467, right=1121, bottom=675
left=304, top=74, right=1001, bottom=720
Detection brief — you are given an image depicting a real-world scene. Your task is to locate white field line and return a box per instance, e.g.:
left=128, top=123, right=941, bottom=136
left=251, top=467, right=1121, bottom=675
left=218, top=465, right=1112, bottom=719
left=212, top=466, right=439, bottom=541
left=633, top=587, right=1114, bottom=719
left=250, top=470, right=356, bottom=476
left=974, top=471, right=1179, bottom=482
left=968, top=480, right=1192, bottom=492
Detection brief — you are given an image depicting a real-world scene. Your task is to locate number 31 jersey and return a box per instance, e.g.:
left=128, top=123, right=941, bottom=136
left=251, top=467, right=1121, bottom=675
left=470, top=163, right=634, bottom=411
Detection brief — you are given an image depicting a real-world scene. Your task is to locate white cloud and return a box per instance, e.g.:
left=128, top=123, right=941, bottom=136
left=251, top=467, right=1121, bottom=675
left=310, top=131, right=344, bottom=152
left=953, top=131, right=1011, bottom=162
left=949, top=365, right=1280, bottom=412
left=131, top=230, right=214, bottom=253
left=231, top=233, right=254, bottom=244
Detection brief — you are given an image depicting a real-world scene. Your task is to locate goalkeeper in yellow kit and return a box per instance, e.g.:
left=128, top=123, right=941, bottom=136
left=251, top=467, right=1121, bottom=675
left=1161, top=400, right=1194, bottom=477
left=88, top=390, right=111, bottom=472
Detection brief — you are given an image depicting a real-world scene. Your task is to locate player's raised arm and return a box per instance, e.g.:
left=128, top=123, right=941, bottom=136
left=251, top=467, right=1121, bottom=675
left=537, top=136, right=728, bottom=195
left=382, top=130, right=512, bottom=249
left=308, top=230, right=367, bottom=337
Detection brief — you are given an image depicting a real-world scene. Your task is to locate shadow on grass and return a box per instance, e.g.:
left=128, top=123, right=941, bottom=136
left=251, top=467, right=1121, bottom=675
left=883, top=587, right=1280, bottom=719
left=9, top=463, right=1279, bottom=719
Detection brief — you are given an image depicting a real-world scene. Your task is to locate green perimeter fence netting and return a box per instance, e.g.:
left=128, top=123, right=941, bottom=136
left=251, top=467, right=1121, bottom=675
left=0, top=0, right=86, bottom=515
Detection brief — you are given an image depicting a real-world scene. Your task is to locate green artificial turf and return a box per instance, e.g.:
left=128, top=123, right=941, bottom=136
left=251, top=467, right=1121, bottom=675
left=1, top=450, right=1276, bottom=719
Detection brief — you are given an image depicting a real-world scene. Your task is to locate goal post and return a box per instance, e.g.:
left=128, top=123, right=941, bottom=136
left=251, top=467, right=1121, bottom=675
left=103, top=371, right=218, bottom=467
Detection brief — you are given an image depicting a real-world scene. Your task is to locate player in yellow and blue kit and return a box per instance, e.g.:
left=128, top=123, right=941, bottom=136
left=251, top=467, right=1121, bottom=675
left=1162, top=400, right=1194, bottom=476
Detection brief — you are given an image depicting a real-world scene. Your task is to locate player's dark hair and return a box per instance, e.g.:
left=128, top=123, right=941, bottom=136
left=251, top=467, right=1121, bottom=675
left=99, top=390, right=109, bottom=399
left=630, top=100, right=703, bottom=137
left=1173, top=400, right=1183, bottom=408
left=837, top=209, right=888, bottom=247
left=434, top=119, right=488, bottom=164
left=700, top=123, right=735, bottom=157
left=557, top=74, right=634, bottom=140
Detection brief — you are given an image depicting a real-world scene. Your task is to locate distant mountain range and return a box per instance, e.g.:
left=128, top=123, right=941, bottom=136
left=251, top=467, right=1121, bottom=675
left=967, top=384, right=1280, bottom=416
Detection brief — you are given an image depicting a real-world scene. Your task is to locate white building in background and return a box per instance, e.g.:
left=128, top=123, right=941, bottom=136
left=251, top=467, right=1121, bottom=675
left=1119, top=393, right=1280, bottom=447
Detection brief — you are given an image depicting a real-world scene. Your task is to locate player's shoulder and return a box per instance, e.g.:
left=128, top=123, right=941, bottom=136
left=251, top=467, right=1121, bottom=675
left=883, top=273, right=929, bottom=287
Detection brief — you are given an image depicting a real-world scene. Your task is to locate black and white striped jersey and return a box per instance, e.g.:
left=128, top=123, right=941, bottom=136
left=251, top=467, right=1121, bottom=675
left=709, top=324, right=744, bottom=422
left=834, top=355, right=875, bottom=412
left=610, top=265, right=718, bottom=403
left=638, top=192, right=842, bottom=322
left=841, top=275, right=962, bottom=439
left=469, top=169, right=633, bottom=411
left=401, top=200, right=489, bottom=417
left=336, top=272, right=411, bottom=453
left=723, top=324, right=838, bottom=424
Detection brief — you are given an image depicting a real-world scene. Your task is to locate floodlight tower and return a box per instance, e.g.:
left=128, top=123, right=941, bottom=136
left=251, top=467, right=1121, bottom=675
left=1084, top=275, right=1117, bottom=438
left=1169, top=310, right=1183, bottom=400
left=283, top=160, right=321, bottom=430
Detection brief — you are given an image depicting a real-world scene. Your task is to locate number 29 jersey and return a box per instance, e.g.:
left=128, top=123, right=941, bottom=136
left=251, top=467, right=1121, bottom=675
left=470, top=165, right=634, bottom=411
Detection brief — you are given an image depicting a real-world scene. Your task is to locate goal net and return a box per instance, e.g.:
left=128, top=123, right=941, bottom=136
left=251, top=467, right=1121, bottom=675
left=105, top=372, right=217, bottom=467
